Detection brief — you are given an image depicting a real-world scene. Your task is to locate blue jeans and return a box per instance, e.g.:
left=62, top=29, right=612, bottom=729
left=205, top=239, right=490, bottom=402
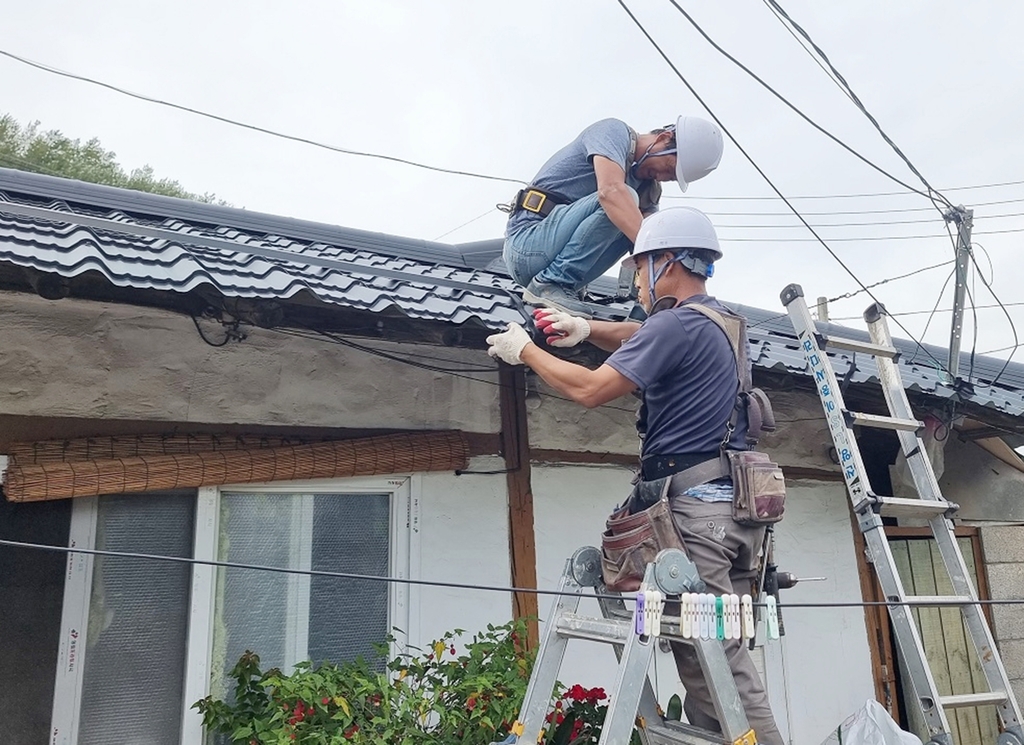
left=503, top=190, right=634, bottom=291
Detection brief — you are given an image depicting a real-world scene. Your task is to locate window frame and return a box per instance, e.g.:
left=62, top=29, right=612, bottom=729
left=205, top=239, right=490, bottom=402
left=52, top=475, right=420, bottom=745
left=180, top=475, right=418, bottom=744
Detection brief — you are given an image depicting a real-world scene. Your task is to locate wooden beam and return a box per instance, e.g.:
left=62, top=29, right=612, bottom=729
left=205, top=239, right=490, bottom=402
left=498, top=365, right=539, bottom=649
left=530, top=448, right=637, bottom=468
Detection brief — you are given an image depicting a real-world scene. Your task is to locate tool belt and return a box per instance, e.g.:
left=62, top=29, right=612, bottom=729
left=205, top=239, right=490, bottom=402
left=511, top=187, right=570, bottom=218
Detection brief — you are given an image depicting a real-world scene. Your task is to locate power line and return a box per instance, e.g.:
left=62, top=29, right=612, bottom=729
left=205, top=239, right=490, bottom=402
left=760, top=0, right=855, bottom=105
left=826, top=259, right=954, bottom=303
left=615, top=0, right=950, bottom=376
left=0, top=48, right=526, bottom=187
left=6, top=537, right=1024, bottom=610
left=688, top=196, right=1024, bottom=216
left=716, top=226, right=1024, bottom=242
left=715, top=210, right=1024, bottom=229
left=762, top=0, right=953, bottom=213
left=664, top=0, right=933, bottom=202
left=433, top=208, right=496, bottom=241
left=680, top=180, right=1024, bottom=202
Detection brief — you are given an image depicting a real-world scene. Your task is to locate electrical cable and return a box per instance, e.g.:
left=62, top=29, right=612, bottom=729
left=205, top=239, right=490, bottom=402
left=0, top=152, right=67, bottom=178
left=263, top=324, right=640, bottom=415
left=715, top=210, right=1024, bottom=229
left=715, top=226, right=1024, bottom=242
left=0, top=48, right=526, bottom=187
left=664, top=0, right=933, bottom=202
left=689, top=196, right=1024, bottom=215
left=433, top=209, right=496, bottom=241
left=4, top=537, right=1024, bottom=610
left=970, top=251, right=1019, bottom=386
left=760, top=0, right=855, bottom=105
left=681, top=178, right=1024, bottom=201
left=191, top=313, right=232, bottom=347
left=905, top=268, right=955, bottom=367
left=761, top=0, right=954, bottom=214
left=825, top=259, right=954, bottom=303
left=616, top=0, right=950, bottom=375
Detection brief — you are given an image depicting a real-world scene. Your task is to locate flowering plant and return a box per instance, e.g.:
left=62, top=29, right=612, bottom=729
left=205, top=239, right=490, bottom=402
left=194, top=620, right=638, bottom=745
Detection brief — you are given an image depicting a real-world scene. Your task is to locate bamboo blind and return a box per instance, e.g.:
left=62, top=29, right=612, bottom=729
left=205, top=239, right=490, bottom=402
left=3, top=431, right=469, bottom=503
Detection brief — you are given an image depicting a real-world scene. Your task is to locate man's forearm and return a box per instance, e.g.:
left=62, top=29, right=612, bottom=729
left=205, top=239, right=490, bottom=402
left=586, top=320, right=641, bottom=352
left=520, top=343, right=634, bottom=408
left=597, top=184, right=643, bottom=243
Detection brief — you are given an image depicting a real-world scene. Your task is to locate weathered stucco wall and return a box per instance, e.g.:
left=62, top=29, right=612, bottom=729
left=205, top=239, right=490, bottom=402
left=0, top=291, right=500, bottom=433
left=940, top=438, right=1024, bottom=521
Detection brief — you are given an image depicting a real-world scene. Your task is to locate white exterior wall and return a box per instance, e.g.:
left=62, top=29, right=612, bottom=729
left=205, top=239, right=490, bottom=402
left=413, top=459, right=513, bottom=649
left=770, top=480, right=876, bottom=744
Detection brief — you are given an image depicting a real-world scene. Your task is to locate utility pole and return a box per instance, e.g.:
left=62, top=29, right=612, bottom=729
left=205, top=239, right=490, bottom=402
left=945, top=205, right=974, bottom=382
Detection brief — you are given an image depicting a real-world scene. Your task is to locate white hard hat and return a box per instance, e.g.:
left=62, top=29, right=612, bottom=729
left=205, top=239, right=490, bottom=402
left=622, top=207, right=722, bottom=272
left=672, top=116, right=723, bottom=192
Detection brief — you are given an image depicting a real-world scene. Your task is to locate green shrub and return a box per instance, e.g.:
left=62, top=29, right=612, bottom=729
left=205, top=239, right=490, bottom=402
left=194, top=620, right=636, bottom=745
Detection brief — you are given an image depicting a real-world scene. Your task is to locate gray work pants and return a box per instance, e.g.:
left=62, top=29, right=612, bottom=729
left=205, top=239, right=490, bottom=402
left=667, top=495, right=786, bottom=745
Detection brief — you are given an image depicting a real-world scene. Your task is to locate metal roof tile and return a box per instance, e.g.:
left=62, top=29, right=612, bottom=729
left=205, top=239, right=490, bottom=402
left=1, top=168, right=1023, bottom=419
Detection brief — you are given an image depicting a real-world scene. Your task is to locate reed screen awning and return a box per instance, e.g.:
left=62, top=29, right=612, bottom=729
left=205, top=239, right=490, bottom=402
left=3, top=431, right=469, bottom=502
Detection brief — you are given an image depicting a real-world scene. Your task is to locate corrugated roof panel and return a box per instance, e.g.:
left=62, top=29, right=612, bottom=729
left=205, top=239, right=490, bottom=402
left=0, top=168, right=1022, bottom=418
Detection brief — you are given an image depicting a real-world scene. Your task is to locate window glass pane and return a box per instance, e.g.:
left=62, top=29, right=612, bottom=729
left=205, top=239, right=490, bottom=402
left=212, top=492, right=390, bottom=699
left=78, top=492, right=195, bottom=745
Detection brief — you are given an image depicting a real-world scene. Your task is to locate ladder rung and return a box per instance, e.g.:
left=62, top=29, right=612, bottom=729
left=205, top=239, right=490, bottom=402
left=870, top=496, right=958, bottom=519
left=844, top=410, right=923, bottom=432
left=902, top=595, right=975, bottom=607
left=940, top=691, right=1008, bottom=708
left=645, top=720, right=726, bottom=744
left=555, top=614, right=629, bottom=644
left=823, top=334, right=899, bottom=359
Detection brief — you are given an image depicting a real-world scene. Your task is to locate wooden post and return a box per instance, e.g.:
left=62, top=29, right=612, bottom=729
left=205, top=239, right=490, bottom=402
left=499, top=364, right=539, bottom=650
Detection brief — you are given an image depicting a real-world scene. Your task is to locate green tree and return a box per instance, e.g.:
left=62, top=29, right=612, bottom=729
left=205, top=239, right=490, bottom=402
left=0, top=113, right=224, bottom=204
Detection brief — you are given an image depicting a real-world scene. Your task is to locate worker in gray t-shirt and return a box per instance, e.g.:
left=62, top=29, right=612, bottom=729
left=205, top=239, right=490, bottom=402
left=502, top=116, right=723, bottom=317
left=486, top=207, right=785, bottom=745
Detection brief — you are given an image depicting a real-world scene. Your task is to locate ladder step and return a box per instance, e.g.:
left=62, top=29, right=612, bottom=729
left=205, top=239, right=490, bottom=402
left=645, top=719, right=728, bottom=744
left=555, top=614, right=629, bottom=644
left=822, top=334, right=899, bottom=359
left=844, top=410, right=923, bottom=432
left=940, top=691, right=1008, bottom=708
left=902, top=595, right=975, bottom=607
left=868, top=496, right=958, bottom=519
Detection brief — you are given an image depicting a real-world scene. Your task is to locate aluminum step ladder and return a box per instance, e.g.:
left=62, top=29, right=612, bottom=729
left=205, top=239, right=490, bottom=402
left=501, top=546, right=759, bottom=745
left=781, top=283, right=1024, bottom=745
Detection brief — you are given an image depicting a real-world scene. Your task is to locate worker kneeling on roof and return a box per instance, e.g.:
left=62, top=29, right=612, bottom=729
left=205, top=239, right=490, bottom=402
left=487, top=207, right=785, bottom=745
left=502, top=116, right=723, bottom=317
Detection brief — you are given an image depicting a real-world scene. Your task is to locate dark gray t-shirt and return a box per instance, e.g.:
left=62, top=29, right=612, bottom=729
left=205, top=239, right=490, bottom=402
left=605, top=296, right=750, bottom=457
left=506, top=118, right=647, bottom=236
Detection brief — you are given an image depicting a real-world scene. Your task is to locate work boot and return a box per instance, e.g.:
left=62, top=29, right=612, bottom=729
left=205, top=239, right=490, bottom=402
left=522, top=279, right=594, bottom=318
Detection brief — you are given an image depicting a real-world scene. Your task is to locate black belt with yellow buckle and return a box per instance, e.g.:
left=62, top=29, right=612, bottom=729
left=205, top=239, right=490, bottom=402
left=514, top=187, right=569, bottom=218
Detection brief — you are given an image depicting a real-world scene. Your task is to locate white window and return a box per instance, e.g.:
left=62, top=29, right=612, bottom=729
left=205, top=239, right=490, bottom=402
left=52, top=477, right=418, bottom=745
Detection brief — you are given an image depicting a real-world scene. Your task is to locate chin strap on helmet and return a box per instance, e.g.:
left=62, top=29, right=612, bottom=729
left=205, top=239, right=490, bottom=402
left=644, top=249, right=715, bottom=309
left=630, top=124, right=678, bottom=180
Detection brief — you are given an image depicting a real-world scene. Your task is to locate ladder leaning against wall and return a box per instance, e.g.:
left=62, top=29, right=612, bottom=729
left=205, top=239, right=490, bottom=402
left=781, top=283, right=1024, bottom=745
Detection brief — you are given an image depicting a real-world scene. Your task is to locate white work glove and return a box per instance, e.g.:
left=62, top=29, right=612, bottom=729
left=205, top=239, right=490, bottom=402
left=486, top=323, right=532, bottom=365
left=533, top=308, right=591, bottom=348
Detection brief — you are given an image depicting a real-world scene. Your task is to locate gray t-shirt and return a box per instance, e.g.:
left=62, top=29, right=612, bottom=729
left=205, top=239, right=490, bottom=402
left=605, top=296, right=750, bottom=457
left=507, top=118, right=648, bottom=236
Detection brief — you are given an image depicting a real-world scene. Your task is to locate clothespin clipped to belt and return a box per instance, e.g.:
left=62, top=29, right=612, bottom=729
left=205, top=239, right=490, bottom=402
left=741, top=594, right=755, bottom=639
left=635, top=588, right=664, bottom=638
left=765, top=596, right=781, bottom=640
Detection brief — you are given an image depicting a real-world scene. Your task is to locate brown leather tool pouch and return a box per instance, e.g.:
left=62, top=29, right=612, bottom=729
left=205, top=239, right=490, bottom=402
left=727, top=450, right=787, bottom=525
left=600, top=477, right=687, bottom=592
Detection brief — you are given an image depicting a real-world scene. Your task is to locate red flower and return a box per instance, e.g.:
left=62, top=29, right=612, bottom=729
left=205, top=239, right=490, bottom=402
left=467, top=695, right=477, bottom=711
left=343, top=724, right=359, bottom=739
left=322, top=696, right=330, bottom=705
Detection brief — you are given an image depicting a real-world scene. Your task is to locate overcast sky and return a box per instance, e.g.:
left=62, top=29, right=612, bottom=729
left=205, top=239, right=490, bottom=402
left=3, top=0, right=1023, bottom=366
